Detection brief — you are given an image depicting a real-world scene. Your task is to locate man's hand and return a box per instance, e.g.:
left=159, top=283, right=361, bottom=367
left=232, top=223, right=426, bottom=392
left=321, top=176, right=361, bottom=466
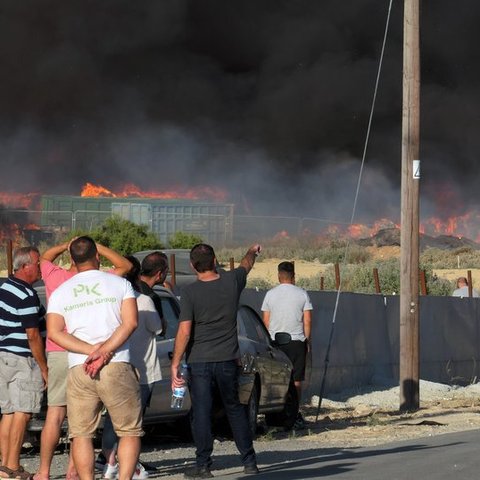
left=41, top=367, right=48, bottom=387
left=83, top=343, right=113, bottom=378
left=171, top=363, right=185, bottom=390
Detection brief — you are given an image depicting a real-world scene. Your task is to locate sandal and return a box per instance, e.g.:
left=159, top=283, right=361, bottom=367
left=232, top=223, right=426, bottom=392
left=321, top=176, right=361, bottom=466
left=0, top=466, right=32, bottom=480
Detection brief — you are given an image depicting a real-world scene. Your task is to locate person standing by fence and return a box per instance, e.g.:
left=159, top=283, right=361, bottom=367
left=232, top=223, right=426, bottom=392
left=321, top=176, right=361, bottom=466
left=261, top=261, right=313, bottom=430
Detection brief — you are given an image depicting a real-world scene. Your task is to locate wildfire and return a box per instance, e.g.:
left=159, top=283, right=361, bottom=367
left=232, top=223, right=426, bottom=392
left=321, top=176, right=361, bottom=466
left=80, top=182, right=227, bottom=202
left=0, top=192, right=40, bottom=209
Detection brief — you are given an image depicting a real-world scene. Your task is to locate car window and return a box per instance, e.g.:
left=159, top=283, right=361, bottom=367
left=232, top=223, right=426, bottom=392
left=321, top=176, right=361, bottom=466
left=239, top=308, right=270, bottom=345
left=160, top=297, right=180, bottom=340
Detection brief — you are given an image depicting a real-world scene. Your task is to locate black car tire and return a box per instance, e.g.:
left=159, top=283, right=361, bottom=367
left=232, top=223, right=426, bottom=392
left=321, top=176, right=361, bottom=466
left=246, top=381, right=259, bottom=437
left=264, top=378, right=299, bottom=430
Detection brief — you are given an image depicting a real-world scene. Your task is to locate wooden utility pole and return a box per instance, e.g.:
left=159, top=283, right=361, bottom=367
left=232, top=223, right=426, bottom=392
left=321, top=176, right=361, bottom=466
left=400, top=0, right=420, bottom=412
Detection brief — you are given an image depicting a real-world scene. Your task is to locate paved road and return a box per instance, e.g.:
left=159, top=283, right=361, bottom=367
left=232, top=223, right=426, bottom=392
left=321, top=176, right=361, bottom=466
left=19, top=428, right=480, bottom=479
left=209, top=429, right=480, bottom=480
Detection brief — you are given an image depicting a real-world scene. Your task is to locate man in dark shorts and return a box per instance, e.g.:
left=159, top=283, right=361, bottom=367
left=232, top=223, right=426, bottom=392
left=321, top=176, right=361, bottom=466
left=171, top=243, right=261, bottom=479
left=261, top=261, right=313, bottom=429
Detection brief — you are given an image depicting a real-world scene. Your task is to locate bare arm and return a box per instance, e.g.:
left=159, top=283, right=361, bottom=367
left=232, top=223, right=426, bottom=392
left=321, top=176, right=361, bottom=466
left=41, top=241, right=70, bottom=263
left=47, top=313, right=99, bottom=355
left=262, top=310, right=270, bottom=331
left=171, top=320, right=192, bottom=389
left=239, top=244, right=262, bottom=274
left=303, top=310, right=312, bottom=348
left=96, top=243, right=132, bottom=277
left=26, top=327, right=48, bottom=384
left=82, top=297, right=138, bottom=377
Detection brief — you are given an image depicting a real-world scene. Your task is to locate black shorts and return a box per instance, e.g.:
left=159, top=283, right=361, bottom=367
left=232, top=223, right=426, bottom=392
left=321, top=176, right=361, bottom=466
left=278, top=340, right=307, bottom=382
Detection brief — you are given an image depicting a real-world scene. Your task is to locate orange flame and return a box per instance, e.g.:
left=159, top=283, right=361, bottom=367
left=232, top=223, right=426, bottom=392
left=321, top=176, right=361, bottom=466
left=0, top=192, right=40, bottom=209
left=80, top=182, right=227, bottom=202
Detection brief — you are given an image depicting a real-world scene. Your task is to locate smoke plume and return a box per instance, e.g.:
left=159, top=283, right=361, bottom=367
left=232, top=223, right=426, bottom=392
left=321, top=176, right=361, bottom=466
left=1, top=0, right=479, bottom=227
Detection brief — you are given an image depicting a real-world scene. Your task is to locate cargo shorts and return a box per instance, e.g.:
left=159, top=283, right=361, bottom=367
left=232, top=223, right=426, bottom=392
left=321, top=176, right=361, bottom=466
left=46, top=351, right=69, bottom=406
left=67, top=361, right=143, bottom=439
left=0, top=351, right=44, bottom=414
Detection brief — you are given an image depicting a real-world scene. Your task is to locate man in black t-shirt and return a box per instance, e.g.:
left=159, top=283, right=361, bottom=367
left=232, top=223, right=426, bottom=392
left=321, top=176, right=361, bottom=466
left=138, top=251, right=169, bottom=336
left=171, top=243, right=261, bottom=479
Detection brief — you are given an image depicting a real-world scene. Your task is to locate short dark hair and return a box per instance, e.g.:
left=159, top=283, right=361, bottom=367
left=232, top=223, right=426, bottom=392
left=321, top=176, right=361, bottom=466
left=278, top=261, right=295, bottom=277
left=70, top=236, right=97, bottom=264
left=141, top=251, right=168, bottom=277
left=125, top=255, right=141, bottom=290
left=190, top=243, right=215, bottom=273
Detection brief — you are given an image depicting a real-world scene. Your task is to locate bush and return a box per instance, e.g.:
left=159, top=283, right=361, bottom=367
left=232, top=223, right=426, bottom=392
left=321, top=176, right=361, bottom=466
left=168, top=231, right=203, bottom=249
left=89, top=216, right=163, bottom=255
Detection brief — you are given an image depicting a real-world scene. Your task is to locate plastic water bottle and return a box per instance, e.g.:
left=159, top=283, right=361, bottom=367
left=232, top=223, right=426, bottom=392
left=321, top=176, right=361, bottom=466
left=171, top=363, right=189, bottom=409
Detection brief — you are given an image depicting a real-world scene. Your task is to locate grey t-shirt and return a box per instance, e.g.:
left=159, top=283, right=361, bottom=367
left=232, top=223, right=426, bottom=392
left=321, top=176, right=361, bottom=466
left=179, top=268, right=247, bottom=363
left=261, top=283, right=313, bottom=341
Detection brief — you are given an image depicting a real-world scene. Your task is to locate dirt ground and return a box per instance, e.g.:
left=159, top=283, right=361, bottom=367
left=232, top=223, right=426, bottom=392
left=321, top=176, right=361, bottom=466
left=299, top=397, right=480, bottom=448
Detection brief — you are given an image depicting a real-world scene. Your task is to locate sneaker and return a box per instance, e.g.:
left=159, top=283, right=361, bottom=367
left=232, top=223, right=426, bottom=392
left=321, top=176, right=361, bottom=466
left=103, top=463, right=119, bottom=480
left=95, top=452, right=107, bottom=471
left=184, top=465, right=213, bottom=479
left=244, top=463, right=260, bottom=475
left=133, top=463, right=149, bottom=480
left=293, top=412, right=306, bottom=430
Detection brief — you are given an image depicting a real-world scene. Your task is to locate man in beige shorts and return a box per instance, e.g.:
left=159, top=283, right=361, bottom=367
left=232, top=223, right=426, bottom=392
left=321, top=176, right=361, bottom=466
left=47, top=236, right=142, bottom=480
left=35, top=239, right=132, bottom=480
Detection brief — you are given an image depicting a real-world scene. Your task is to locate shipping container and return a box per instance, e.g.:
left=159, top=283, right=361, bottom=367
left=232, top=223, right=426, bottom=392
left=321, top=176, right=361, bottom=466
left=40, top=195, right=234, bottom=247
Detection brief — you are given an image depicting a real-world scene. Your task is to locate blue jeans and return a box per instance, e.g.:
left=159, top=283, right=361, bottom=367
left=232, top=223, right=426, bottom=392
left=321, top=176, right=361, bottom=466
left=102, top=383, right=152, bottom=453
left=189, top=360, right=256, bottom=468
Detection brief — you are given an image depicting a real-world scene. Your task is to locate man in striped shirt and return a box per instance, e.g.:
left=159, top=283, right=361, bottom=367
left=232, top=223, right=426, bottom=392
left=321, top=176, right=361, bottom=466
left=0, top=246, right=47, bottom=480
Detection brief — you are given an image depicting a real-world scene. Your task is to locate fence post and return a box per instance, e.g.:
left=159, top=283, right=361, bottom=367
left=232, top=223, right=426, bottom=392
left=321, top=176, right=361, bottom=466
left=468, top=270, right=473, bottom=297
left=373, top=268, right=381, bottom=293
left=320, top=276, right=324, bottom=291
left=419, top=270, right=427, bottom=295
left=334, top=263, right=340, bottom=290
left=229, top=257, right=235, bottom=271
left=7, top=240, right=13, bottom=276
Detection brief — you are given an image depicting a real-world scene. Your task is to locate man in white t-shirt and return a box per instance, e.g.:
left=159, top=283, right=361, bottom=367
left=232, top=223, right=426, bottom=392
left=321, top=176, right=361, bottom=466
left=452, top=277, right=480, bottom=298
left=261, top=261, right=313, bottom=429
left=47, top=236, right=143, bottom=480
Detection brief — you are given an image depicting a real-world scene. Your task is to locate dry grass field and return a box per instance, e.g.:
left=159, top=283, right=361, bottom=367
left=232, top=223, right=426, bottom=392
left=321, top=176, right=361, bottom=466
left=2, top=243, right=479, bottom=290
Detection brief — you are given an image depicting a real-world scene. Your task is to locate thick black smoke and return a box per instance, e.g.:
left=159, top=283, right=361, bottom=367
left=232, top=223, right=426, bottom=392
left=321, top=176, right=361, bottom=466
left=0, top=0, right=478, bottom=227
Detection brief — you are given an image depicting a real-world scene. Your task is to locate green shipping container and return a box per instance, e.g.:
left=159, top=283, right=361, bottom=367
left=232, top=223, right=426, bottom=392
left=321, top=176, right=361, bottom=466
left=40, top=195, right=234, bottom=247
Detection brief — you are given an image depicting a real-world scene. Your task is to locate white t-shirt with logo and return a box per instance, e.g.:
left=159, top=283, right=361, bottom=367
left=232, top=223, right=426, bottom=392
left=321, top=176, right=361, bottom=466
left=48, top=269, right=136, bottom=368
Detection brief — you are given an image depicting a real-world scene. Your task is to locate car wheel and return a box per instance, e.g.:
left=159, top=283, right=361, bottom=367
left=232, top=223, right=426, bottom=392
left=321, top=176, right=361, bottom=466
left=265, top=378, right=299, bottom=430
left=247, top=381, right=259, bottom=437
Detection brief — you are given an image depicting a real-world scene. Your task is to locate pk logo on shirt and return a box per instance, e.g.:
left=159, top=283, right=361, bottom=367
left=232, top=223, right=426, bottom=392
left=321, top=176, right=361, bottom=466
left=73, top=283, right=101, bottom=297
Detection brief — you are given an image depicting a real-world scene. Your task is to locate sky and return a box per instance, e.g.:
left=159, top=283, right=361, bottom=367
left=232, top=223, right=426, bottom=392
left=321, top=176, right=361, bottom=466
left=1, top=0, right=479, bottom=231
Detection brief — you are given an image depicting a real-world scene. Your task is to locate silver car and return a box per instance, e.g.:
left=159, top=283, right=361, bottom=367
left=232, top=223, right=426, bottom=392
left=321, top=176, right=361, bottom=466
left=28, top=284, right=298, bottom=436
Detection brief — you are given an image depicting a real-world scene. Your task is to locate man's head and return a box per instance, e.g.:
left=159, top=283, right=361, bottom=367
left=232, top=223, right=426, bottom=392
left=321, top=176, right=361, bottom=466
left=457, top=277, right=468, bottom=288
left=140, top=251, right=169, bottom=286
left=69, top=236, right=99, bottom=269
left=190, top=243, right=216, bottom=273
left=278, top=261, right=295, bottom=284
left=13, top=246, right=41, bottom=284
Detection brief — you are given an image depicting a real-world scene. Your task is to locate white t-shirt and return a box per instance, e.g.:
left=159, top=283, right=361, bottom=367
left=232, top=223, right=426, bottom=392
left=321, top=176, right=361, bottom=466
left=48, top=269, right=136, bottom=368
left=452, top=286, right=480, bottom=298
left=129, top=292, right=162, bottom=385
left=261, top=283, right=313, bottom=341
